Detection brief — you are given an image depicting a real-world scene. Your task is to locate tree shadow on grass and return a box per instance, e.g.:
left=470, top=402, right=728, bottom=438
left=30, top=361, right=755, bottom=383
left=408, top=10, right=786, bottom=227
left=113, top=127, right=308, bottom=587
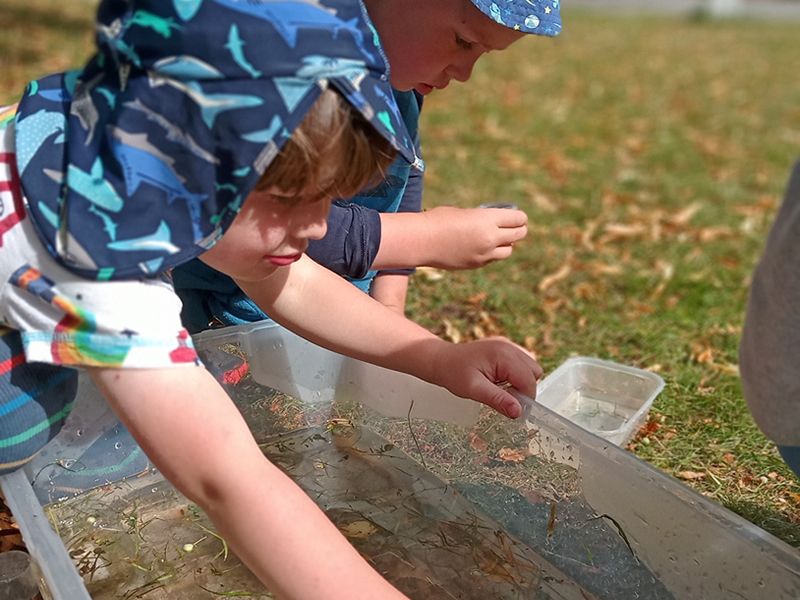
left=723, top=498, right=800, bottom=549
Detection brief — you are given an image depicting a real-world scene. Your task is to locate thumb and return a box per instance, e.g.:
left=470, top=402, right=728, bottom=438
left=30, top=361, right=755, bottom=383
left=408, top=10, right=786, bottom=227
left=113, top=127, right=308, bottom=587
left=472, top=380, right=525, bottom=419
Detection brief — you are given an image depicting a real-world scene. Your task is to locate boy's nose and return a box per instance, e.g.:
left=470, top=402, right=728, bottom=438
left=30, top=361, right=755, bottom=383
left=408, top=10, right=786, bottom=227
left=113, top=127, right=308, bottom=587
left=448, top=56, right=479, bottom=84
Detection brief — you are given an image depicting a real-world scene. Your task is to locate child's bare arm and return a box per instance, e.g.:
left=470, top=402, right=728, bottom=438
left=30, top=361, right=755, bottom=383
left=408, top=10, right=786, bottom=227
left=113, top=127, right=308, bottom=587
left=373, top=206, right=528, bottom=271
left=369, top=273, right=409, bottom=315
left=88, top=367, right=408, bottom=600
left=238, top=255, right=541, bottom=418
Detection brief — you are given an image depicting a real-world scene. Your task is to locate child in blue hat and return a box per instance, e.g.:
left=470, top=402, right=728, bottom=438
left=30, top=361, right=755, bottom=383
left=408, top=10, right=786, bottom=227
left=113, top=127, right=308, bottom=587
left=173, top=0, right=562, bottom=327
left=0, top=1, right=542, bottom=597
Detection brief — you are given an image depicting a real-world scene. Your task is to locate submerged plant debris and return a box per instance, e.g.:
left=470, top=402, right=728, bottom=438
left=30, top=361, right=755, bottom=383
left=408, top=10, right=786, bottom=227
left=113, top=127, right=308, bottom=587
left=46, top=365, right=671, bottom=600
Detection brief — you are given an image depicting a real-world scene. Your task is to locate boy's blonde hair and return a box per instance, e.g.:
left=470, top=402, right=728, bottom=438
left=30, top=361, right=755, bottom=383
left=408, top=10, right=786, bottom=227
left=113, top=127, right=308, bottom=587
left=256, top=89, right=397, bottom=200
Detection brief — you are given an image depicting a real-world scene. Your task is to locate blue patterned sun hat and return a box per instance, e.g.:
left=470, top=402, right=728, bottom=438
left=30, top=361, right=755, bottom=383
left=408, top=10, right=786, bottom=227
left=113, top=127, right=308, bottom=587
left=470, top=0, right=562, bottom=37
left=14, top=0, right=419, bottom=281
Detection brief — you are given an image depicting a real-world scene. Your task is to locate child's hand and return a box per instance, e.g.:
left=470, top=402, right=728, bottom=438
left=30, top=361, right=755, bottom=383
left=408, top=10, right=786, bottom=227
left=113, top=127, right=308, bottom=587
left=429, top=337, right=543, bottom=418
left=422, top=205, right=528, bottom=269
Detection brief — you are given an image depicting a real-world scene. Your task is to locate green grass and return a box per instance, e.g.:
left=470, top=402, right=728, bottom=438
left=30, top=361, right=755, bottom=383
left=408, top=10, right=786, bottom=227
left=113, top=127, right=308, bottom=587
left=411, top=9, right=800, bottom=546
left=1, top=2, right=798, bottom=546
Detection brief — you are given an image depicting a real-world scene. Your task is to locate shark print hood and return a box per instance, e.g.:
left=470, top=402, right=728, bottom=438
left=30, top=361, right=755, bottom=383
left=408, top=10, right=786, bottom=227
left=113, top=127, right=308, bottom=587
left=14, top=0, right=419, bottom=281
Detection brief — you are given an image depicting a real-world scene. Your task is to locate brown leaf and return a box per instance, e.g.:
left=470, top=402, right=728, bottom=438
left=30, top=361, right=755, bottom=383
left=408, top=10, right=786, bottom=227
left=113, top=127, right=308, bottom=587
left=722, top=453, right=736, bottom=465
left=416, top=266, right=444, bottom=281
left=498, top=448, right=527, bottom=462
left=339, top=520, right=379, bottom=539
left=469, top=433, right=488, bottom=453
left=677, top=470, right=706, bottom=481
left=530, top=192, right=557, bottom=213
left=538, top=263, right=571, bottom=292
left=586, top=261, right=623, bottom=277
left=523, top=336, right=537, bottom=354
left=442, top=319, right=462, bottom=344
left=666, top=203, right=701, bottom=226
left=697, top=226, right=734, bottom=243
left=639, top=420, right=661, bottom=437
left=602, top=223, right=647, bottom=240
left=693, top=343, right=715, bottom=365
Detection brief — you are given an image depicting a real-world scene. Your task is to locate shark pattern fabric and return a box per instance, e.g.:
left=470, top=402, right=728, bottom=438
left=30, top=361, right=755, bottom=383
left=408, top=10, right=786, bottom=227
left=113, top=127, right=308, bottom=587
left=14, top=0, right=418, bottom=281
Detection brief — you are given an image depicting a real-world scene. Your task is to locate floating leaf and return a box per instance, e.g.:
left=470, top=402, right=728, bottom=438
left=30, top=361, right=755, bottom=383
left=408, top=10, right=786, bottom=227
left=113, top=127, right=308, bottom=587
left=339, top=520, right=379, bottom=540
left=498, top=448, right=527, bottom=462
left=469, top=433, right=488, bottom=453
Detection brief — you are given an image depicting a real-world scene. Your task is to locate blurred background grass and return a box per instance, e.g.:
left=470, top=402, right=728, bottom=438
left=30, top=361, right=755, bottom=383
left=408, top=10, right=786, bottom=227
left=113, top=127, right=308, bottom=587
left=1, top=1, right=798, bottom=546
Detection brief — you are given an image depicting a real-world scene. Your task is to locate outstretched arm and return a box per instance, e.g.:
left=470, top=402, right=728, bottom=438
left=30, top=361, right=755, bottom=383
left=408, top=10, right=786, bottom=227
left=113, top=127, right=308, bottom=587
left=373, top=206, right=529, bottom=271
left=89, top=366, right=408, bottom=600
left=237, top=255, right=541, bottom=418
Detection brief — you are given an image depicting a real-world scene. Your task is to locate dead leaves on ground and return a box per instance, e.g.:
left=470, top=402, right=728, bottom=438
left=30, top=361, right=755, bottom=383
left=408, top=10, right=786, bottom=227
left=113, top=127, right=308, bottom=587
left=677, top=470, right=707, bottom=481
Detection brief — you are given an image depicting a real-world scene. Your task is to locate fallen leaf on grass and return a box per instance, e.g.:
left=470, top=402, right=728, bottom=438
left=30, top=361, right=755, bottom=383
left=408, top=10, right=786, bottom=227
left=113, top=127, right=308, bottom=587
left=416, top=266, right=444, bottom=281
left=498, top=448, right=527, bottom=462
left=697, top=226, right=734, bottom=243
left=442, top=319, right=462, bottom=344
left=665, top=202, right=701, bottom=226
left=467, top=292, right=488, bottom=305
left=530, top=192, right=557, bottom=213
left=600, top=223, right=647, bottom=243
left=586, top=261, right=623, bottom=277
left=538, top=263, right=571, bottom=292
left=638, top=420, right=661, bottom=437
left=677, top=470, right=707, bottom=481
left=692, top=343, right=715, bottom=365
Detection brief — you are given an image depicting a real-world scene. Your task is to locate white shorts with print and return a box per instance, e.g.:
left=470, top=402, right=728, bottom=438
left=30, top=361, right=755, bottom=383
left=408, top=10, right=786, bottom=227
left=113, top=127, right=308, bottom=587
left=0, top=110, right=198, bottom=369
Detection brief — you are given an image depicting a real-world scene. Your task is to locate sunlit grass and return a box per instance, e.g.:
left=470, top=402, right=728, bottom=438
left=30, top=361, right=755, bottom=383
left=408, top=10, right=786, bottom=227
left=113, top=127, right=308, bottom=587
left=412, top=8, right=800, bottom=545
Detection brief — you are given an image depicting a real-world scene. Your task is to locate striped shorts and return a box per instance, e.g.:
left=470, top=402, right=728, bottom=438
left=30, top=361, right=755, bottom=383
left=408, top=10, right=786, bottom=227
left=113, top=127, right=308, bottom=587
left=0, top=327, right=78, bottom=474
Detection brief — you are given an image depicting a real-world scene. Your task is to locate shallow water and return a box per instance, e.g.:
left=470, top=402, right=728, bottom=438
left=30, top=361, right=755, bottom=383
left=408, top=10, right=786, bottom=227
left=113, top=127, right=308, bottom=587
left=43, top=353, right=672, bottom=600
left=47, top=426, right=582, bottom=599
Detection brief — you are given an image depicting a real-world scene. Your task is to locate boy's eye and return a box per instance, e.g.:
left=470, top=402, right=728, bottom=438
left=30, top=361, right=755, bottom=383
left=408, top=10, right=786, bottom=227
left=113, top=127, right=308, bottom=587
left=455, top=35, right=473, bottom=51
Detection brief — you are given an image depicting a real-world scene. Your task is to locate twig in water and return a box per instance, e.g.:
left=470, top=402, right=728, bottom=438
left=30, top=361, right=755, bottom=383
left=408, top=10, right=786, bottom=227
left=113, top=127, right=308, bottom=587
left=407, top=399, right=427, bottom=469
left=546, top=501, right=558, bottom=541
left=586, top=513, right=638, bottom=563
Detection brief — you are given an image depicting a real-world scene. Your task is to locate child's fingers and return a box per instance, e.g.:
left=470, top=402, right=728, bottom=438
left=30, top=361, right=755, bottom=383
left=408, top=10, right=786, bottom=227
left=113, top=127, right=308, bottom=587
left=489, top=208, right=528, bottom=228
left=497, top=224, right=528, bottom=244
left=471, top=379, right=524, bottom=419
left=490, top=246, right=514, bottom=262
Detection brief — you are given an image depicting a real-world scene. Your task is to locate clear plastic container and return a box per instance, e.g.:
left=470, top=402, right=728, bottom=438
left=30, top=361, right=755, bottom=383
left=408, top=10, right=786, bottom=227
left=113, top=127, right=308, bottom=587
left=200, top=321, right=483, bottom=426
left=3, top=323, right=799, bottom=600
left=534, top=357, right=665, bottom=446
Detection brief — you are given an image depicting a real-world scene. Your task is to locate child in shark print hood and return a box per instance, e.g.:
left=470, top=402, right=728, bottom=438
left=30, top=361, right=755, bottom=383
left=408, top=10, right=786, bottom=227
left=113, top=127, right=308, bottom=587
left=0, top=1, right=543, bottom=597
left=174, top=0, right=562, bottom=328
